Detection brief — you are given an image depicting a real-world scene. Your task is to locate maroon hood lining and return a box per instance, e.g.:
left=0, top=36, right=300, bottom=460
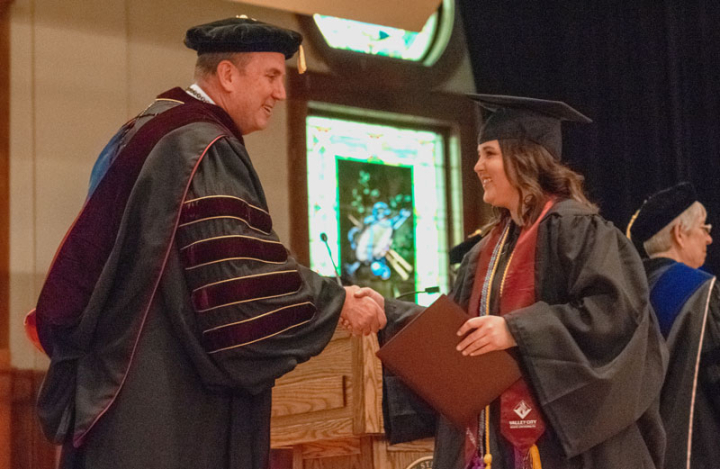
left=35, top=88, right=242, bottom=356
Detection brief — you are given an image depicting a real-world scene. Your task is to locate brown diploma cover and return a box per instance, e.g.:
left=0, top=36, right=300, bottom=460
left=377, top=295, right=522, bottom=429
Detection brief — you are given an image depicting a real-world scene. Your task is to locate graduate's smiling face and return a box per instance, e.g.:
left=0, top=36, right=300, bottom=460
left=223, top=52, right=287, bottom=135
left=475, top=140, right=521, bottom=214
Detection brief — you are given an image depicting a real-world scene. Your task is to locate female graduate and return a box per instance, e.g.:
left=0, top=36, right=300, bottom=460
left=379, top=95, right=667, bottom=469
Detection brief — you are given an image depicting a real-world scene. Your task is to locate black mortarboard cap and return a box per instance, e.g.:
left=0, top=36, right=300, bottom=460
left=627, top=182, right=698, bottom=247
left=185, top=16, right=302, bottom=59
left=469, top=94, right=592, bottom=160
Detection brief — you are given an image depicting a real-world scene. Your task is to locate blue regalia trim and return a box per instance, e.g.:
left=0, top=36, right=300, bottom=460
left=650, top=262, right=712, bottom=338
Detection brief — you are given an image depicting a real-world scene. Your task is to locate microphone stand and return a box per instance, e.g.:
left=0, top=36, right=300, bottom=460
left=320, top=232, right=343, bottom=286
left=395, top=286, right=440, bottom=300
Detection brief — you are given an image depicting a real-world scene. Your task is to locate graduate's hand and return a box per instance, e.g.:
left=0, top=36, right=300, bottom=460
left=339, top=286, right=387, bottom=335
left=455, top=316, right=517, bottom=356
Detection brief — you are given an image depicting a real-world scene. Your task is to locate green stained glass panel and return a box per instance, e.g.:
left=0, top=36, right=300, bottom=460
left=313, top=13, right=438, bottom=61
left=306, top=114, right=456, bottom=305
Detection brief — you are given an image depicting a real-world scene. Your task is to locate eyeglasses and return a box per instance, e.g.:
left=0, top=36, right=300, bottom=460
left=700, top=224, right=712, bottom=235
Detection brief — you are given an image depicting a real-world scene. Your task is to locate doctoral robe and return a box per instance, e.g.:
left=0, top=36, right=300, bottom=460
left=644, top=257, right=720, bottom=469
left=32, top=88, right=346, bottom=469
left=381, top=199, right=667, bottom=468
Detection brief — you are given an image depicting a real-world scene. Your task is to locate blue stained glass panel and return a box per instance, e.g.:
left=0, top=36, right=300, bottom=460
left=306, top=114, right=458, bottom=305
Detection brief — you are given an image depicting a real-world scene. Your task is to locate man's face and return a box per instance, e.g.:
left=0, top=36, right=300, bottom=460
left=225, top=52, right=287, bottom=135
left=679, top=217, right=713, bottom=269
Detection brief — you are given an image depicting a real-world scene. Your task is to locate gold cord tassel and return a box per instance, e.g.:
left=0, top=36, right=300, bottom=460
left=297, top=44, right=307, bottom=74
left=530, top=444, right=542, bottom=469
left=484, top=406, right=492, bottom=469
left=625, top=207, right=641, bottom=239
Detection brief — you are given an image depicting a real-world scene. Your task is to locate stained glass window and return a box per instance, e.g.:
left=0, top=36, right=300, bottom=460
left=306, top=113, right=461, bottom=305
left=311, top=0, right=458, bottom=64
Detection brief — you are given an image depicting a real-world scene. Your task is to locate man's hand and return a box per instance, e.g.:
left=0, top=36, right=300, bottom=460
left=352, top=286, right=385, bottom=310
left=455, top=316, right=517, bottom=356
left=339, top=286, right=387, bottom=335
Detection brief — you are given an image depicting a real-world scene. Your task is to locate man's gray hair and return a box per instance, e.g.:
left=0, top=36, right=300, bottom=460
left=644, top=201, right=706, bottom=256
left=194, top=52, right=252, bottom=79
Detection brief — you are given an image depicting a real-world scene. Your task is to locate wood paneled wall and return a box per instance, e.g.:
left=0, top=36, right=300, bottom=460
left=8, top=368, right=56, bottom=469
left=1, top=353, right=57, bottom=469
left=2, top=4, right=13, bottom=468
left=2, top=3, right=55, bottom=468
left=1, top=0, right=12, bottom=352
left=1, top=351, right=10, bottom=469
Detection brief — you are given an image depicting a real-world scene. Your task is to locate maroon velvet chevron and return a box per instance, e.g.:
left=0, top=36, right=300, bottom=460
left=182, top=235, right=288, bottom=269
left=203, top=302, right=316, bottom=353
left=192, top=270, right=303, bottom=313
left=181, top=196, right=273, bottom=234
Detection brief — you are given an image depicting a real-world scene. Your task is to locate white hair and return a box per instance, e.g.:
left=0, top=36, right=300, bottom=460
left=644, top=201, right=706, bottom=256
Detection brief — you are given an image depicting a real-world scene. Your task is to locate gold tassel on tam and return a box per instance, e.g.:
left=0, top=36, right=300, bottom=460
left=297, top=44, right=307, bottom=74
left=625, top=207, right=641, bottom=239
left=529, top=444, right=542, bottom=469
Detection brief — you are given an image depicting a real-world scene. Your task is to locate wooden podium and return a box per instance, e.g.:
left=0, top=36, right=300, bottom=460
left=270, top=328, right=434, bottom=469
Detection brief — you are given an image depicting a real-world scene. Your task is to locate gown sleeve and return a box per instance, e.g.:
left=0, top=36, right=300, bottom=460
left=378, top=298, right=436, bottom=444
left=700, top=284, right=720, bottom=418
left=504, top=212, right=667, bottom=458
left=175, top=136, right=346, bottom=394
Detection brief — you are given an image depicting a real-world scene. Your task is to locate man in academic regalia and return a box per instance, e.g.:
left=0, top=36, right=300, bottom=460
left=627, top=182, right=720, bottom=469
left=25, top=17, right=386, bottom=469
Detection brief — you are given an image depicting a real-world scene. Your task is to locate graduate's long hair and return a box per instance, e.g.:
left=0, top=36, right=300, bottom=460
left=495, top=139, right=598, bottom=226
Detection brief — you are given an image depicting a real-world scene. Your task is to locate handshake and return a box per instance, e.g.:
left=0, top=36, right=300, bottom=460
left=338, top=286, right=387, bottom=336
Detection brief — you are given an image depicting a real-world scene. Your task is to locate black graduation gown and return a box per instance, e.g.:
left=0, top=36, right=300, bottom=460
left=35, top=89, right=345, bottom=469
left=644, top=257, right=720, bottom=469
left=381, top=199, right=667, bottom=468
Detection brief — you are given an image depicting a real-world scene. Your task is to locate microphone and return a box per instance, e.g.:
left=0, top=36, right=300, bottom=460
left=395, top=286, right=440, bottom=300
left=320, top=232, right=343, bottom=286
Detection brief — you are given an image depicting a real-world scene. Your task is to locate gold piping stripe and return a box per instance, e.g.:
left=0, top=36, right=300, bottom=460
left=686, top=276, right=715, bottom=467
left=178, top=216, right=271, bottom=235
left=192, top=269, right=298, bottom=293
left=208, top=320, right=312, bottom=354
left=183, top=194, right=270, bottom=216
left=185, top=257, right=286, bottom=271
left=499, top=249, right=517, bottom=298
left=203, top=301, right=315, bottom=333
left=156, top=98, right=185, bottom=104
left=180, top=234, right=283, bottom=251
left=483, top=225, right=511, bottom=317
left=625, top=207, right=642, bottom=239
left=196, top=288, right=301, bottom=314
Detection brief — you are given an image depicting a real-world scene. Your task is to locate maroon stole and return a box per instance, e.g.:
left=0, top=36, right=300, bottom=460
left=465, top=199, right=555, bottom=468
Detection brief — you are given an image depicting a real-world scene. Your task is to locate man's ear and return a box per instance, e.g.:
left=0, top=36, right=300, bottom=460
left=215, top=60, right=237, bottom=93
left=671, top=223, right=685, bottom=248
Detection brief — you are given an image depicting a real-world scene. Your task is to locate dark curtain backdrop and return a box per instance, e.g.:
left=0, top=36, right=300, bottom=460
left=458, top=0, right=720, bottom=274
